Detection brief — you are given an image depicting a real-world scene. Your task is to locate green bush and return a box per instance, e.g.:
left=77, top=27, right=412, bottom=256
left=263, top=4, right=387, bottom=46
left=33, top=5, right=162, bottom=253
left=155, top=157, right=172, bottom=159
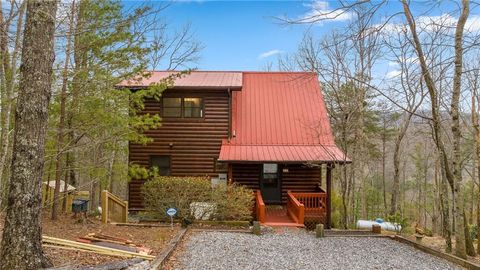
left=211, top=184, right=254, bottom=221
left=142, top=176, right=253, bottom=222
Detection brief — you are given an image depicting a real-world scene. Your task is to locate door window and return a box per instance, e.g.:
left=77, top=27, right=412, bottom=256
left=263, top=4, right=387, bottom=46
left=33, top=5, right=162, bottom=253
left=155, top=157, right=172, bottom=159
left=262, top=163, right=278, bottom=187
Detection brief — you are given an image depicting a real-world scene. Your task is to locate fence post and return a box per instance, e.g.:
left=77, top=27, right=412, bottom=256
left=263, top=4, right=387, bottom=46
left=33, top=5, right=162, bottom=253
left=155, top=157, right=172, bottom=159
left=253, top=221, right=261, bottom=235
left=123, top=200, right=128, bottom=223
left=316, top=224, right=324, bottom=238
left=101, top=190, right=108, bottom=223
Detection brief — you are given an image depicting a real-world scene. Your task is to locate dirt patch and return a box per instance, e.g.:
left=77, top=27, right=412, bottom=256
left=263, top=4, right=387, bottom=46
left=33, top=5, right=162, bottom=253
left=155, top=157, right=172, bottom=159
left=0, top=211, right=179, bottom=267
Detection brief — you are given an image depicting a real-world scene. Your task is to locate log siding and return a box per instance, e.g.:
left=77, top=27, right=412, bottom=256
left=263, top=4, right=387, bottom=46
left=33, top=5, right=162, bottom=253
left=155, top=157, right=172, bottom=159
left=232, top=163, right=322, bottom=203
left=128, top=89, right=230, bottom=209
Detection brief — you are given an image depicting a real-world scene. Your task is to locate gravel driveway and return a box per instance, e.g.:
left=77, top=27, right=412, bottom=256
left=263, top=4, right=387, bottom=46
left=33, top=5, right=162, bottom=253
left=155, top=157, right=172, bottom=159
left=172, top=231, right=463, bottom=270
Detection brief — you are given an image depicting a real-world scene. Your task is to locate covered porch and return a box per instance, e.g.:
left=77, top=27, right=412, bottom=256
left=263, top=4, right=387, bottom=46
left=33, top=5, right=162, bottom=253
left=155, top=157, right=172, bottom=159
left=252, top=164, right=334, bottom=228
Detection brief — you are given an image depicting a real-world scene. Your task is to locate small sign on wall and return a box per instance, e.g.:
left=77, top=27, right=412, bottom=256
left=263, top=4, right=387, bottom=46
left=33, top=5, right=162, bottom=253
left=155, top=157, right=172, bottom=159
left=282, top=168, right=289, bottom=173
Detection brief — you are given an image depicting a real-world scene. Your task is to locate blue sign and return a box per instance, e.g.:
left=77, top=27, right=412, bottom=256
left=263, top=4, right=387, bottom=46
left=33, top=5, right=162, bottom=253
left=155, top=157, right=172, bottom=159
left=166, top=208, right=177, bottom=217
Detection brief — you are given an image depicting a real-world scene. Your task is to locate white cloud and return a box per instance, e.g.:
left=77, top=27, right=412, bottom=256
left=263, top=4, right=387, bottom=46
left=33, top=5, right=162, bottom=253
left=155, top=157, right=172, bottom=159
left=258, top=49, right=284, bottom=60
left=386, top=70, right=401, bottom=79
left=388, top=61, right=399, bottom=68
left=378, top=14, right=480, bottom=34
left=298, top=1, right=353, bottom=24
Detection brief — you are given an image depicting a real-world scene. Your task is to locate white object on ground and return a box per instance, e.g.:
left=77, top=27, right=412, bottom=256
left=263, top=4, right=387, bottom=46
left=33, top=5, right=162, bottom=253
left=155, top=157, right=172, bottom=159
left=190, top=202, right=217, bottom=220
left=356, top=220, right=401, bottom=232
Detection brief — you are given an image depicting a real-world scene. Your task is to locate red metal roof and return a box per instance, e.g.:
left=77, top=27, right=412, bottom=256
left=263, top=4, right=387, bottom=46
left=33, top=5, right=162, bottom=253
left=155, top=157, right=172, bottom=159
left=118, top=71, right=242, bottom=89
left=219, top=72, right=348, bottom=163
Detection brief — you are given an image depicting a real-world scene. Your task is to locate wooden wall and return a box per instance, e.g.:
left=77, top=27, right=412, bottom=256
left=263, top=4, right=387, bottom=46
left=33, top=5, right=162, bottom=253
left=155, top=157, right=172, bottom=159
left=128, top=89, right=230, bottom=209
left=232, top=163, right=322, bottom=203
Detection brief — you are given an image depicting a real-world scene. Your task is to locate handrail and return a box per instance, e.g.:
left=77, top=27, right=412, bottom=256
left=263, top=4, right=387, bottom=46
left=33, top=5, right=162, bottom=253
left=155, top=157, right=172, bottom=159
left=290, top=192, right=327, bottom=217
left=255, top=190, right=266, bottom=223
left=101, top=190, right=128, bottom=224
left=317, top=186, right=327, bottom=193
left=286, top=191, right=305, bottom=224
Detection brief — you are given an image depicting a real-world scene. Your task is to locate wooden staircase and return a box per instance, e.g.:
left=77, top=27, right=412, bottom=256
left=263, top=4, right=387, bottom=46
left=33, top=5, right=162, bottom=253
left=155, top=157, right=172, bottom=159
left=255, top=190, right=326, bottom=228
left=264, top=206, right=304, bottom=227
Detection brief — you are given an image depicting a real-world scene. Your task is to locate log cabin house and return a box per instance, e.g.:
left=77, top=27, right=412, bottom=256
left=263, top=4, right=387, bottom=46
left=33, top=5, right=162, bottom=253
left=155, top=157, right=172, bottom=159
left=120, top=71, right=349, bottom=228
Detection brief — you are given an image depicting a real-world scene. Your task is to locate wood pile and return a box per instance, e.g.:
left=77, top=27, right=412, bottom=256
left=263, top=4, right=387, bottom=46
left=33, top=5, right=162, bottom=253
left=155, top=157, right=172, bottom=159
left=42, top=234, right=155, bottom=260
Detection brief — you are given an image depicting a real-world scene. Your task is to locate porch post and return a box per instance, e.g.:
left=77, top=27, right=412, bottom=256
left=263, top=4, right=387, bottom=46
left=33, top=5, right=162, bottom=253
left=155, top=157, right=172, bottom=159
left=326, top=163, right=332, bottom=229
left=227, top=163, right=233, bottom=185
left=319, top=165, right=323, bottom=187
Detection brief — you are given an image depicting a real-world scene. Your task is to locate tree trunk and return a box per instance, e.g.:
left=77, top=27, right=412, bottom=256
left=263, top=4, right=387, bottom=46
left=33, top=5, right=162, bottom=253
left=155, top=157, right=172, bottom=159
left=440, top=158, right=453, bottom=253
left=0, top=1, right=58, bottom=269
left=464, top=211, right=476, bottom=256
left=472, top=78, right=480, bottom=254
left=391, top=113, right=413, bottom=215
left=52, top=0, right=75, bottom=220
left=381, top=119, right=387, bottom=213
left=0, top=1, right=25, bottom=208
left=450, top=0, right=469, bottom=258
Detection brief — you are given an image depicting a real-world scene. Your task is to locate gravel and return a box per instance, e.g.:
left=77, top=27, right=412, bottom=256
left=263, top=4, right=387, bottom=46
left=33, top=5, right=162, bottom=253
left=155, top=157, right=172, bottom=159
left=173, top=230, right=463, bottom=270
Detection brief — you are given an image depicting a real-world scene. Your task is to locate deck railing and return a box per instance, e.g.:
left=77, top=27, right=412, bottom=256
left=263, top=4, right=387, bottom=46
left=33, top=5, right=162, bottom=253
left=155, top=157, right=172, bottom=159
left=290, top=191, right=327, bottom=218
left=255, top=190, right=266, bottom=223
left=286, top=191, right=305, bottom=224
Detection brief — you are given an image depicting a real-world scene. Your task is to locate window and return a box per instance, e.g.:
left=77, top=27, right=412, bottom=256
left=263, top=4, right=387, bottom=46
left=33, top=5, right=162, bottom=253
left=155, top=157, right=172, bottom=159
left=184, top=98, right=203, bottom=118
left=262, top=164, right=278, bottom=187
left=162, top=98, right=182, bottom=117
left=162, top=97, right=203, bottom=118
left=150, top=155, right=171, bottom=176
left=214, top=158, right=228, bottom=172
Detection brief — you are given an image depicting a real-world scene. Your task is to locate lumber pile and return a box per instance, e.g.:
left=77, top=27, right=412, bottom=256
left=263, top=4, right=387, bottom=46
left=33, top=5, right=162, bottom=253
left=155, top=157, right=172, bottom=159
left=42, top=235, right=155, bottom=260
left=77, top=233, right=152, bottom=255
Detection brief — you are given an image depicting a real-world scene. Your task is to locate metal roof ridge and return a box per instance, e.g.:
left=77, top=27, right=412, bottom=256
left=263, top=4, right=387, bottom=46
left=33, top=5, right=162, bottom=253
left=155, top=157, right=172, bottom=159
left=221, top=143, right=339, bottom=146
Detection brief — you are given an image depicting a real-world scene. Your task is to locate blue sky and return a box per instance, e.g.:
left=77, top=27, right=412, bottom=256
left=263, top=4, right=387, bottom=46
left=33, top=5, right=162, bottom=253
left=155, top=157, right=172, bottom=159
left=137, top=0, right=352, bottom=70
left=125, top=1, right=480, bottom=72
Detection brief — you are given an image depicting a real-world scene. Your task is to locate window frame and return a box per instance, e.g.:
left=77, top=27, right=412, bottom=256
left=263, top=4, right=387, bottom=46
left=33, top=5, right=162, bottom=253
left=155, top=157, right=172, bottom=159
left=149, top=155, right=171, bottom=176
left=213, top=157, right=228, bottom=173
left=161, top=97, right=204, bottom=119
left=161, top=97, right=182, bottom=118
left=261, top=163, right=279, bottom=187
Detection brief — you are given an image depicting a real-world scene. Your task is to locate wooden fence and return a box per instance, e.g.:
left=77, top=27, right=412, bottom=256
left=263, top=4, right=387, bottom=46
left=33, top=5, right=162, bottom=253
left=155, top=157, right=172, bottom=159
left=101, top=190, right=128, bottom=224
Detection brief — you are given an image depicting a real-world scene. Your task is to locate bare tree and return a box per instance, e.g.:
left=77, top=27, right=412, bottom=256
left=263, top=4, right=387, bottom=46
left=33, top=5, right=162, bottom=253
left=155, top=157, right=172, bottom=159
left=401, top=0, right=470, bottom=258
left=382, top=25, right=426, bottom=215
left=0, top=1, right=58, bottom=268
left=149, top=22, right=203, bottom=70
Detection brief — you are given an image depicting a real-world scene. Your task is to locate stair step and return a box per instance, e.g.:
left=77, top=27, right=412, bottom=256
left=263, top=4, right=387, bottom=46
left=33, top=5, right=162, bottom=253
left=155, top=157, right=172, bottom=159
left=263, top=222, right=305, bottom=228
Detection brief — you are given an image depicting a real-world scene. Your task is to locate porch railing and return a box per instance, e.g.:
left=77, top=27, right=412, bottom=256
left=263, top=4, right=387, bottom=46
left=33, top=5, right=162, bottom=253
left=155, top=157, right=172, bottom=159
left=286, top=191, right=305, bottom=224
left=290, top=191, right=327, bottom=218
left=255, top=190, right=266, bottom=223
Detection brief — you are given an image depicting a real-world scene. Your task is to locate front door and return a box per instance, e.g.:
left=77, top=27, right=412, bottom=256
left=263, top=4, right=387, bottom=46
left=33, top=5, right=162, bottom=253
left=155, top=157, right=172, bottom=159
left=260, top=163, right=282, bottom=204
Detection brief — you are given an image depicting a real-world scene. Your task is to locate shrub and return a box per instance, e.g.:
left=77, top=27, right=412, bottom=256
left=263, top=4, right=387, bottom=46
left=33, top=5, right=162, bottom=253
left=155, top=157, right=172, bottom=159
left=212, top=184, right=254, bottom=221
left=142, top=176, right=253, bottom=222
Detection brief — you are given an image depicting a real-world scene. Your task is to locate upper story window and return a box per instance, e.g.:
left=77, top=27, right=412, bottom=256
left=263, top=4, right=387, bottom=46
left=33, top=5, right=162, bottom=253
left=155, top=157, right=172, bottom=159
left=183, top=98, right=203, bottom=118
left=162, top=97, right=203, bottom=118
left=162, top=98, right=182, bottom=117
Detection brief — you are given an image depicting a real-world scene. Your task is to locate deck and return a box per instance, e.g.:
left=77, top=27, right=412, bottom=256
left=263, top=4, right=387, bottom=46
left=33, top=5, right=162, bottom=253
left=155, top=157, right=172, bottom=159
left=256, top=190, right=327, bottom=227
